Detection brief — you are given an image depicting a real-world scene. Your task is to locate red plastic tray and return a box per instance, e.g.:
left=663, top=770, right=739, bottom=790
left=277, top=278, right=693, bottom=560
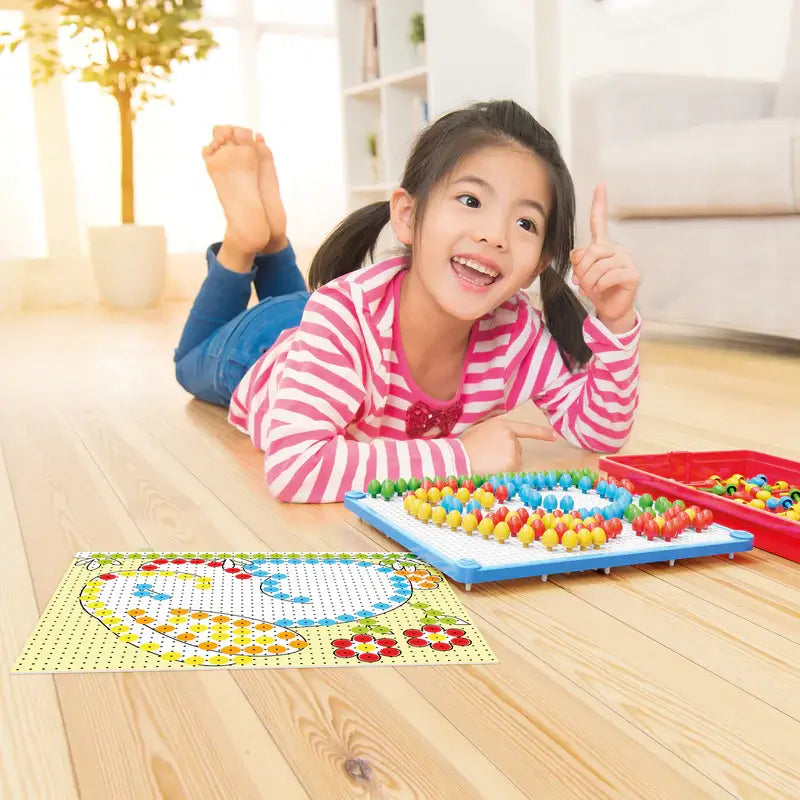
left=598, top=449, right=800, bottom=563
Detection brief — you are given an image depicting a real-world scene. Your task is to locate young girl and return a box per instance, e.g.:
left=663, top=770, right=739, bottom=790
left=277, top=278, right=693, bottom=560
left=174, top=101, right=641, bottom=504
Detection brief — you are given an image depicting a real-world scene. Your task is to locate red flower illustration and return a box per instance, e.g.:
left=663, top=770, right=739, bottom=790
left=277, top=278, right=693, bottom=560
left=403, top=625, right=472, bottom=651
left=331, top=634, right=401, bottom=663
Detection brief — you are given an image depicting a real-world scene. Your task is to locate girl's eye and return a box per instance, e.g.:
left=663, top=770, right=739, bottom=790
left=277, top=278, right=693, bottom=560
left=517, top=218, right=537, bottom=234
left=457, top=194, right=480, bottom=208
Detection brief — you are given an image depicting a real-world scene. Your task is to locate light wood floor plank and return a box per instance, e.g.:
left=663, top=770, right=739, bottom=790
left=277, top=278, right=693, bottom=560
left=66, top=405, right=271, bottom=553
left=399, top=635, right=733, bottom=799
left=237, top=668, right=531, bottom=800
left=0, top=444, right=79, bottom=800
left=716, top=549, right=800, bottom=592
left=455, top=577, right=800, bottom=799
left=637, top=560, right=800, bottom=645
left=133, top=402, right=372, bottom=552
left=556, top=566, right=800, bottom=720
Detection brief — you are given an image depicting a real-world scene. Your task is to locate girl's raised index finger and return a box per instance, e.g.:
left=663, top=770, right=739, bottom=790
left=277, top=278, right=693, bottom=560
left=590, top=183, right=609, bottom=242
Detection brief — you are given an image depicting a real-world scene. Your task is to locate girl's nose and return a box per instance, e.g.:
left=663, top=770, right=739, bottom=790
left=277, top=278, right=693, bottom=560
left=474, top=221, right=507, bottom=250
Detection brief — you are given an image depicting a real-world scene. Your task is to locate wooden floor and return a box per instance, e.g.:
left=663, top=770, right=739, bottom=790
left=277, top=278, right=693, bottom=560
left=2, top=303, right=800, bottom=800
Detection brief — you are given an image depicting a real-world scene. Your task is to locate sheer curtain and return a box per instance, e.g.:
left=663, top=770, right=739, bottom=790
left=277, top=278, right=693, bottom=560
left=0, top=1, right=344, bottom=266
left=0, top=10, right=47, bottom=260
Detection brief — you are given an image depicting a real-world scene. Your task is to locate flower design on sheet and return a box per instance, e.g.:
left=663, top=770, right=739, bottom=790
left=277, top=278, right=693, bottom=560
left=403, top=625, right=472, bottom=651
left=331, top=634, right=402, bottom=662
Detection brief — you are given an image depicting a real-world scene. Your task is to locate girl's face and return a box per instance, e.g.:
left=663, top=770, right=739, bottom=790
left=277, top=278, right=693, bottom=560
left=391, top=144, right=552, bottom=321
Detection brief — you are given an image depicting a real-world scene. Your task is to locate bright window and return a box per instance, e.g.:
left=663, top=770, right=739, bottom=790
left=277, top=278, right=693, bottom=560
left=0, top=10, right=47, bottom=259
left=1, top=1, right=343, bottom=260
left=258, top=31, right=344, bottom=248
left=255, top=0, right=335, bottom=26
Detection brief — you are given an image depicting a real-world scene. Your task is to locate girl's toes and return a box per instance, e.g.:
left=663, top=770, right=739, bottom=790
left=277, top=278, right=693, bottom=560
left=212, top=124, right=234, bottom=144
left=255, top=133, right=270, bottom=153
left=233, top=126, right=255, bottom=145
left=254, top=137, right=274, bottom=163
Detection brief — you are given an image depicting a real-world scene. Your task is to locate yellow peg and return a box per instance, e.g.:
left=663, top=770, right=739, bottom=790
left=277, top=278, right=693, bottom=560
left=518, top=524, right=534, bottom=547
left=461, top=513, right=478, bottom=535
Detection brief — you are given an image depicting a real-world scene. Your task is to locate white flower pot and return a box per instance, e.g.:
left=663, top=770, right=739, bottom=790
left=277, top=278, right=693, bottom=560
left=89, top=224, right=166, bottom=307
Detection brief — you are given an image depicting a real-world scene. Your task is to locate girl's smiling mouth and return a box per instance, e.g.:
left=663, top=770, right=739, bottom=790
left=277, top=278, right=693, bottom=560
left=450, top=254, right=501, bottom=288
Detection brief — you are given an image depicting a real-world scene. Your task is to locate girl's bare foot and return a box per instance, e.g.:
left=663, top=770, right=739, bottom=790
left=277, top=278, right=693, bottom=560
left=202, top=126, right=271, bottom=270
left=254, top=133, right=289, bottom=254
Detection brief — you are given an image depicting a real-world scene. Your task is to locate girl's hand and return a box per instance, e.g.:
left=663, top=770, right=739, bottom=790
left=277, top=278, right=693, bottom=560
left=570, top=184, right=640, bottom=334
left=460, top=417, right=558, bottom=476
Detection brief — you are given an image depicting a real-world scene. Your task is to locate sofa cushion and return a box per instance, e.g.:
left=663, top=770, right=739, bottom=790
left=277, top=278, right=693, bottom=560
left=774, top=0, right=800, bottom=116
left=602, top=117, right=800, bottom=218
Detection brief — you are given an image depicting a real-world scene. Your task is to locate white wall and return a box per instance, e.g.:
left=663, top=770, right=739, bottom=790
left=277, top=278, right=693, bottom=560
left=537, top=0, right=795, bottom=162
left=426, top=0, right=538, bottom=118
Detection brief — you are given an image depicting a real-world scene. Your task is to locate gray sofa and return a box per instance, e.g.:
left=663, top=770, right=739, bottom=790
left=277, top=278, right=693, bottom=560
left=570, top=0, right=800, bottom=340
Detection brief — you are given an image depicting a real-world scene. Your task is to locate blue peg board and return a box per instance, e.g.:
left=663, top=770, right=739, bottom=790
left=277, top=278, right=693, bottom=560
left=344, top=488, right=754, bottom=588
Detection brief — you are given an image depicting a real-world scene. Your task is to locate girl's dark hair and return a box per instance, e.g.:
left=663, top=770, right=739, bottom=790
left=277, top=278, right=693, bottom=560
left=308, top=99, right=591, bottom=368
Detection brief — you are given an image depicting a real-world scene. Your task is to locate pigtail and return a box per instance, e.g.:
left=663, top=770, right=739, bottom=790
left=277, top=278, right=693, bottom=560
left=540, top=267, right=592, bottom=369
left=308, top=201, right=391, bottom=290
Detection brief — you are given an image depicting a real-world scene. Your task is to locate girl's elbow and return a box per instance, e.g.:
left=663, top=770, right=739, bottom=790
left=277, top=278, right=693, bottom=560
left=594, top=431, right=632, bottom=454
left=269, top=483, right=297, bottom=503
left=264, top=476, right=287, bottom=503
left=263, top=457, right=296, bottom=503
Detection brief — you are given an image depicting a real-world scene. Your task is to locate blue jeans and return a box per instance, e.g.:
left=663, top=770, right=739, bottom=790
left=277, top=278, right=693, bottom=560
left=174, top=242, right=311, bottom=407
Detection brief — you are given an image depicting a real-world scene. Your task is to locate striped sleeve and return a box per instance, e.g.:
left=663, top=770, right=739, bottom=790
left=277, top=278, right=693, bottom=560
left=505, top=308, right=641, bottom=452
left=258, top=287, right=470, bottom=503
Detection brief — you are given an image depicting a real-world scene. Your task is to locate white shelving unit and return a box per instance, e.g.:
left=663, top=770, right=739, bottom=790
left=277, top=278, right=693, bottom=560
left=335, top=0, right=540, bottom=212
left=335, top=0, right=429, bottom=210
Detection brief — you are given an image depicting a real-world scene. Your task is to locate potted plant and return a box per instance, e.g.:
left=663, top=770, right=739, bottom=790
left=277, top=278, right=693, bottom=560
left=367, top=132, right=380, bottom=183
left=409, top=12, right=425, bottom=61
left=0, top=1, right=217, bottom=307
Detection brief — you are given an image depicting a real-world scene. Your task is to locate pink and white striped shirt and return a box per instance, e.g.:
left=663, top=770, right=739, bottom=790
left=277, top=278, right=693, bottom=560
left=229, top=256, right=640, bottom=503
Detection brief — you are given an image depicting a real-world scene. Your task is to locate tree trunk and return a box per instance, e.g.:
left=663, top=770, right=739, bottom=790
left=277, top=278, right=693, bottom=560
left=116, top=90, right=134, bottom=224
